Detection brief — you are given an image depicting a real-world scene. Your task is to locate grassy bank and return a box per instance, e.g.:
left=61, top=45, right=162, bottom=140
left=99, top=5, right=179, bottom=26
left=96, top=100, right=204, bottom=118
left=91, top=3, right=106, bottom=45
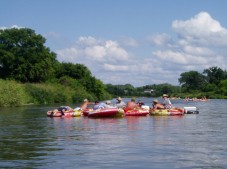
left=0, top=79, right=102, bottom=107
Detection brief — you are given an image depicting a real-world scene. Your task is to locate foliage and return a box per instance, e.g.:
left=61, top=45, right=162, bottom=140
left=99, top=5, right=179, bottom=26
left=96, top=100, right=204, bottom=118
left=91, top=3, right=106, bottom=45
left=178, top=71, right=207, bottom=92
left=106, top=84, right=127, bottom=97
left=106, top=83, right=181, bottom=98
left=0, top=28, right=57, bottom=82
left=79, top=76, right=111, bottom=100
left=54, top=62, right=109, bottom=100
left=57, top=76, right=96, bottom=102
left=55, top=62, right=92, bottom=79
left=203, top=66, right=227, bottom=85
left=219, top=79, right=227, bottom=98
left=0, top=80, right=29, bottom=106
left=0, top=28, right=111, bottom=104
left=24, top=81, right=96, bottom=105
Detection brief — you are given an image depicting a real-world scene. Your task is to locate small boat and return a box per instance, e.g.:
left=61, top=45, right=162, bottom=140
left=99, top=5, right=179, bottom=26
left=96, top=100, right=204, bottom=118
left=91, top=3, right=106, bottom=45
left=88, top=107, right=119, bottom=118
left=124, top=109, right=149, bottom=116
left=150, top=108, right=184, bottom=116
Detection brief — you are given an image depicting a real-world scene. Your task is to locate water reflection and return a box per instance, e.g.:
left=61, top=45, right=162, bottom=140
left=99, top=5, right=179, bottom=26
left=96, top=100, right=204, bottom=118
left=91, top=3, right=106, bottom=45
left=0, top=100, right=227, bottom=168
left=0, top=107, right=62, bottom=168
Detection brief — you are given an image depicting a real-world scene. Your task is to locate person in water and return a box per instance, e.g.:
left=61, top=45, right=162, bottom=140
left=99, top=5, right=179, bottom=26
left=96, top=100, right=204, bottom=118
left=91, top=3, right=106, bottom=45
left=50, top=106, right=73, bottom=116
left=93, top=101, right=106, bottom=110
left=79, top=99, right=90, bottom=111
left=137, top=100, right=145, bottom=107
left=152, top=99, right=165, bottom=110
left=125, top=97, right=139, bottom=111
left=115, top=97, right=126, bottom=108
left=162, top=94, right=172, bottom=109
left=105, top=100, right=114, bottom=108
left=74, top=98, right=92, bottom=111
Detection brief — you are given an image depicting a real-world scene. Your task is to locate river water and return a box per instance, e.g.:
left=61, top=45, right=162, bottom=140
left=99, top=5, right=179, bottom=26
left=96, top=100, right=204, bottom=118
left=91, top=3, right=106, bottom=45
left=0, top=98, right=227, bottom=169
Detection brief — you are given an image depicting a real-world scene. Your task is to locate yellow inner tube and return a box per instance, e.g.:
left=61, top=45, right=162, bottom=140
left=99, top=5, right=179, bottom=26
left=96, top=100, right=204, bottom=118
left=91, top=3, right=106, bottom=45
left=150, top=109, right=170, bottom=115
left=72, top=110, right=82, bottom=117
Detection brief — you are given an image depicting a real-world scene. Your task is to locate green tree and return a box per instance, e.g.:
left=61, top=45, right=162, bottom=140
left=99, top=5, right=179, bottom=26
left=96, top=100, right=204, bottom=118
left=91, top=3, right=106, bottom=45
left=179, top=71, right=206, bottom=92
left=55, top=62, right=92, bottom=79
left=0, top=28, right=57, bottom=82
left=54, top=62, right=110, bottom=100
left=202, top=83, right=217, bottom=92
left=79, top=76, right=109, bottom=100
left=219, top=79, right=227, bottom=97
left=203, top=66, right=227, bottom=86
left=106, top=84, right=125, bottom=97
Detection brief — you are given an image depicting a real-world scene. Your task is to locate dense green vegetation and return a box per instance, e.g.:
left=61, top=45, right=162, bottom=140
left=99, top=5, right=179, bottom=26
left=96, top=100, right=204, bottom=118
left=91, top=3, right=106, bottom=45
left=0, top=27, right=227, bottom=107
left=0, top=28, right=111, bottom=106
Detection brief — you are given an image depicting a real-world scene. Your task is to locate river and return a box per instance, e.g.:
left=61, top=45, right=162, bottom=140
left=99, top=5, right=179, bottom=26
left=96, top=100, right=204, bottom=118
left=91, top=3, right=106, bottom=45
left=0, top=98, right=227, bottom=169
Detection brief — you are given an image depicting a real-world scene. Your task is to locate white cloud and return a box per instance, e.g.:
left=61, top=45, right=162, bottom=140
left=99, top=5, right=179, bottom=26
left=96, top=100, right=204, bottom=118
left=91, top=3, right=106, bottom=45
left=149, top=12, right=227, bottom=80
left=84, top=45, right=106, bottom=60
left=103, top=64, right=129, bottom=71
left=0, top=25, right=24, bottom=30
left=55, top=12, right=227, bottom=87
left=183, top=45, right=214, bottom=56
left=57, top=37, right=129, bottom=63
left=77, top=36, right=100, bottom=46
left=172, top=11, right=227, bottom=46
left=147, top=33, right=171, bottom=46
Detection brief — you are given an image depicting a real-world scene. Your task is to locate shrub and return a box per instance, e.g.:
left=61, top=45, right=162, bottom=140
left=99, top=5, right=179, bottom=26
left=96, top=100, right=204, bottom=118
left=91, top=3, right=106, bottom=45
left=0, top=80, right=28, bottom=107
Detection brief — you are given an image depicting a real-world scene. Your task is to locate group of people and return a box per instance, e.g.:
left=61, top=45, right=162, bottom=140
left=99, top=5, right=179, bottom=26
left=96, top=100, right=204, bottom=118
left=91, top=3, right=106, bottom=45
left=89, top=97, right=127, bottom=110
left=82, top=94, right=172, bottom=112
left=51, top=94, right=173, bottom=115
left=78, top=97, right=143, bottom=111
left=152, top=94, right=172, bottom=110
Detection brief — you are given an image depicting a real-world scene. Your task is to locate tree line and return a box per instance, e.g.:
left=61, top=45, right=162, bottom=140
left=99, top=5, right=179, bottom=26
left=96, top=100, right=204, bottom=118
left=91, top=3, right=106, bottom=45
left=0, top=28, right=227, bottom=106
left=106, top=66, right=227, bottom=99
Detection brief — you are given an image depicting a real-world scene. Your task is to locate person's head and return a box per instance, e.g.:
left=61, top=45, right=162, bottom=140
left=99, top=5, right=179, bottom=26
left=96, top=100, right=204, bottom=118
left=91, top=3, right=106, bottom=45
left=138, top=100, right=143, bottom=106
left=116, top=97, right=122, bottom=102
left=106, top=100, right=111, bottom=105
left=95, top=101, right=99, bottom=104
left=84, top=98, right=88, bottom=102
left=163, top=94, right=168, bottom=98
left=131, top=97, right=136, bottom=102
left=153, top=99, right=158, bottom=104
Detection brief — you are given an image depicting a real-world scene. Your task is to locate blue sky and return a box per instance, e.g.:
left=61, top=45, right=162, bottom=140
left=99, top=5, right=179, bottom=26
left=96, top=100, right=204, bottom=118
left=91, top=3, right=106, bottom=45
left=1, top=0, right=227, bottom=87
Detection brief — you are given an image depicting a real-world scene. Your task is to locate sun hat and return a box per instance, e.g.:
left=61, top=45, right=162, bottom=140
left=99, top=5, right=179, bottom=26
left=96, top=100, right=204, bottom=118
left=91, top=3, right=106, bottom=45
left=153, top=99, right=158, bottom=103
left=163, top=94, right=168, bottom=97
left=117, top=97, right=122, bottom=101
left=106, top=100, right=111, bottom=104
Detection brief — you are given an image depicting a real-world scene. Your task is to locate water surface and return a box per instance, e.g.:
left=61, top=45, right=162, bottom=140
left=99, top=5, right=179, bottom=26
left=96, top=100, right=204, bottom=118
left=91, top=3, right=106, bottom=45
left=0, top=99, right=227, bottom=169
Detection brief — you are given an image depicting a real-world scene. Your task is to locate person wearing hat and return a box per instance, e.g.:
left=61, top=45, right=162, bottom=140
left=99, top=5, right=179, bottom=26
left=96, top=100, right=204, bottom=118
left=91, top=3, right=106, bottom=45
left=105, top=100, right=114, bottom=108
left=75, top=98, right=91, bottom=111
left=152, top=99, right=165, bottom=110
left=116, top=97, right=126, bottom=108
left=162, top=94, right=172, bottom=109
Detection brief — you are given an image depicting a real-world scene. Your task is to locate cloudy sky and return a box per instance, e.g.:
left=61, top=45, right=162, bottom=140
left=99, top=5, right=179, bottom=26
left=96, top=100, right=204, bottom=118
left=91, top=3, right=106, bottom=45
left=1, top=0, right=227, bottom=87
